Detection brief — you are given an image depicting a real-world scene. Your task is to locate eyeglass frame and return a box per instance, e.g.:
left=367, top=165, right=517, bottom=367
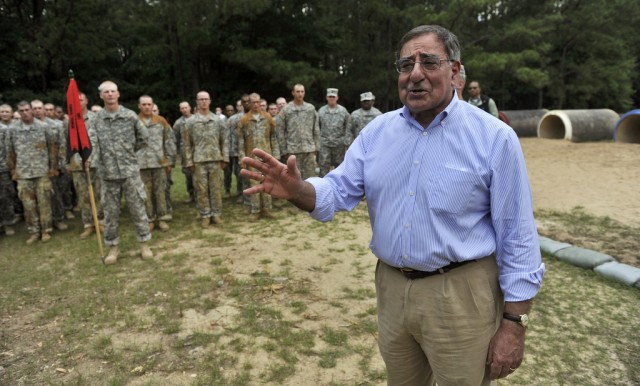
left=394, top=54, right=454, bottom=73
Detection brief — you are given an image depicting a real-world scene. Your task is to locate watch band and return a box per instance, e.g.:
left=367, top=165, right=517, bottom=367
left=503, top=312, right=528, bottom=328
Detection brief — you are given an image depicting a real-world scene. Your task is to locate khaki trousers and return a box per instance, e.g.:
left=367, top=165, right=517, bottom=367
left=375, top=257, right=503, bottom=386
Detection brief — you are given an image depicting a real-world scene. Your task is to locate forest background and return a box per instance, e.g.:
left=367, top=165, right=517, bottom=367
left=1, top=0, right=639, bottom=122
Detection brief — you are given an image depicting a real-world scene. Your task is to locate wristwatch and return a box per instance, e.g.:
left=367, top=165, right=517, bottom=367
left=503, top=312, right=529, bottom=328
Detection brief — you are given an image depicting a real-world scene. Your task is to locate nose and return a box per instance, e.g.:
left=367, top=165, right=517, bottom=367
left=409, top=61, right=425, bottom=82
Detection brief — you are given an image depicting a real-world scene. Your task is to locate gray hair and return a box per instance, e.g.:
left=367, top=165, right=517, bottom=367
left=397, top=25, right=461, bottom=61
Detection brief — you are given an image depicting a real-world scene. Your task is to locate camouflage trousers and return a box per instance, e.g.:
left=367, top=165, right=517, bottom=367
left=0, top=171, right=16, bottom=226
left=101, top=176, right=151, bottom=246
left=318, top=145, right=345, bottom=177
left=182, top=166, right=195, bottom=201
left=194, top=161, right=223, bottom=218
left=140, top=168, right=167, bottom=222
left=164, top=168, right=173, bottom=216
left=51, top=172, right=66, bottom=222
left=72, top=169, right=103, bottom=228
left=294, top=152, right=317, bottom=180
left=17, top=177, right=53, bottom=235
left=224, top=156, right=242, bottom=194
left=248, top=167, right=272, bottom=214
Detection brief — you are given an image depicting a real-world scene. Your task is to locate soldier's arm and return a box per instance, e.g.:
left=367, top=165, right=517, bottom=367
left=220, top=121, right=229, bottom=164
left=344, top=112, right=353, bottom=146
left=313, top=110, right=320, bottom=151
left=46, top=126, right=60, bottom=175
left=183, top=122, right=194, bottom=168
left=276, top=111, right=287, bottom=156
left=163, top=120, right=177, bottom=168
left=270, top=122, right=280, bottom=160
left=7, top=131, right=17, bottom=179
left=237, top=123, right=246, bottom=162
left=134, top=118, right=149, bottom=151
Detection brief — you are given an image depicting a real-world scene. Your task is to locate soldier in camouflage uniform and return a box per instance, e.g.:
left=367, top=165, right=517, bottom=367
left=7, top=101, right=59, bottom=245
left=137, top=95, right=176, bottom=231
left=277, top=84, right=320, bottom=179
left=67, top=93, right=103, bottom=239
left=318, top=88, right=351, bottom=177
left=238, top=93, right=280, bottom=220
left=349, top=92, right=382, bottom=143
left=183, top=91, right=229, bottom=228
left=173, top=101, right=194, bottom=203
left=87, top=81, right=152, bottom=264
left=226, top=95, right=250, bottom=203
left=0, top=104, right=16, bottom=236
left=32, top=100, right=70, bottom=230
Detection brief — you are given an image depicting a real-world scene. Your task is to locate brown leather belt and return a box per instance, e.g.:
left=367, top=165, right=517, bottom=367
left=395, top=260, right=476, bottom=280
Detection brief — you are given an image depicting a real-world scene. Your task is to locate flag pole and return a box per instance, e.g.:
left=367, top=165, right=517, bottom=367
left=68, top=69, right=105, bottom=262
left=85, top=165, right=105, bottom=260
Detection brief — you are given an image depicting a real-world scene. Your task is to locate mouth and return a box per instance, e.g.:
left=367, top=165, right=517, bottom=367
left=408, top=88, right=428, bottom=97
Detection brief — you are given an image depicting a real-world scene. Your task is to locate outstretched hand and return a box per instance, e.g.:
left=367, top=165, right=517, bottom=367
left=240, top=148, right=316, bottom=211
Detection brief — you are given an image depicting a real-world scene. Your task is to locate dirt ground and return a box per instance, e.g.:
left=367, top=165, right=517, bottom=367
left=521, top=137, right=640, bottom=229
left=2, top=137, right=638, bottom=386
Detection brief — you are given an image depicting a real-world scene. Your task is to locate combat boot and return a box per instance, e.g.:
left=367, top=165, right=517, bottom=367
left=201, top=217, right=210, bottom=228
left=4, top=226, right=15, bottom=236
left=148, top=222, right=155, bottom=232
left=54, top=221, right=68, bottom=231
left=249, top=212, right=261, bottom=222
left=104, top=246, right=119, bottom=265
left=26, top=234, right=39, bottom=245
left=79, top=226, right=94, bottom=239
left=261, top=210, right=277, bottom=220
left=212, top=215, right=223, bottom=225
left=65, top=210, right=75, bottom=219
left=41, top=232, right=51, bottom=242
left=157, top=221, right=170, bottom=231
left=140, top=243, right=153, bottom=260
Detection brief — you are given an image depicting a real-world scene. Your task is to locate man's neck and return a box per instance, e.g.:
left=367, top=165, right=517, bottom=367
left=198, top=109, right=210, bottom=115
left=21, top=118, right=34, bottom=125
left=105, top=104, right=119, bottom=113
left=294, top=100, right=304, bottom=106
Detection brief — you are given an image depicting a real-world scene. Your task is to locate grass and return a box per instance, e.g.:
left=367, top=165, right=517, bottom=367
left=0, top=170, right=639, bottom=385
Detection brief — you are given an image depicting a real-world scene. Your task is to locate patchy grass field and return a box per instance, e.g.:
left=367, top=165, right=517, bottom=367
left=1, top=171, right=639, bottom=385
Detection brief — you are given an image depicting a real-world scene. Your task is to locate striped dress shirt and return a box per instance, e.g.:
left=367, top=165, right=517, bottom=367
left=308, top=96, right=544, bottom=302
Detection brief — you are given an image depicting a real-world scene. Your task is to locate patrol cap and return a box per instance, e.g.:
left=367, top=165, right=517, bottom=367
left=360, top=92, right=375, bottom=101
left=326, top=88, right=339, bottom=97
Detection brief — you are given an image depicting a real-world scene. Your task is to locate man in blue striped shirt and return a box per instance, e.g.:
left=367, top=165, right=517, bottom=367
left=241, top=25, right=544, bottom=386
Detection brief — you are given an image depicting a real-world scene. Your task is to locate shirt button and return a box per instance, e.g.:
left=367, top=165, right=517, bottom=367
left=409, top=191, right=414, bottom=196
left=414, top=160, right=419, bottom=165
left=422, top=131, right=428, bottom=136
left=404, top=223, right=410, bottom=228
left=403, top=255, right=409, bottom=260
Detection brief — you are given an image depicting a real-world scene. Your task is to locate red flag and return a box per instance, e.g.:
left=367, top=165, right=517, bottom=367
left=66, top=72, right=91, bottom=164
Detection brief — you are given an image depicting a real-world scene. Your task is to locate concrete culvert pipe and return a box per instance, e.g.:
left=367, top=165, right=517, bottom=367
left=501, top=109, right=549, bottom=137
left=537, top=109, right=619, bottom=142
left=614, top=109, right=640, bottom=143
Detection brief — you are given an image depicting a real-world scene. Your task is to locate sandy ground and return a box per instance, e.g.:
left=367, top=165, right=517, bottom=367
left=521, top=137, right=640, bottom=228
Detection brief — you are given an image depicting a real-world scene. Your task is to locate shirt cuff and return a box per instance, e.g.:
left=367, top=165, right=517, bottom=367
left=307, top=177, right=335, bottom=222
left=499, top=263, right=546, bottom=302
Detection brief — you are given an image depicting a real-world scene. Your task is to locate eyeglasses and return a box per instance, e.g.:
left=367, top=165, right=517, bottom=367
left=395, top=56, right=453, bottom=73
left=468, top=86, right=478, bottom=90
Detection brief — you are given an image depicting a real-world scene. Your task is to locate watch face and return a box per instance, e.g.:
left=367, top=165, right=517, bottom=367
left=521, top=314, right=529, bottom=327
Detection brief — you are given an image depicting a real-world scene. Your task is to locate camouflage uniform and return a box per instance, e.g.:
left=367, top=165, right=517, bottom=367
left=318, top=104, right=351, bottom=177
left=238, top=112, right=280, bottom=214
left=40, top=117, right=69, bottom=223
left=173, top=115, right=195, bottom=202
left=137, top=114, right=176, bottom=222
left=88, top=106, right=150, bottom=246
left=225, top=112, right=244, bottom=195
left=350, top=107, right=382, bottom=142
left=183, top=112, right=229, bottom=219
left=7, top=119, right=58, bottom=235
left=277, top=101, right=320, bottom=179
left=0, top=122, right=16, bottom=229
left=67, top=111, right=103, bottom=229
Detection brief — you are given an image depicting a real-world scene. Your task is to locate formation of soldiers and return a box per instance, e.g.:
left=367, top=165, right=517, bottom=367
left=0, top=83, right=383, bottom=264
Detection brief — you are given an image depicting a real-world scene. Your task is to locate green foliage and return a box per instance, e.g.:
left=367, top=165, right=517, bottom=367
left=0, top=0, right=638, bottom=116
